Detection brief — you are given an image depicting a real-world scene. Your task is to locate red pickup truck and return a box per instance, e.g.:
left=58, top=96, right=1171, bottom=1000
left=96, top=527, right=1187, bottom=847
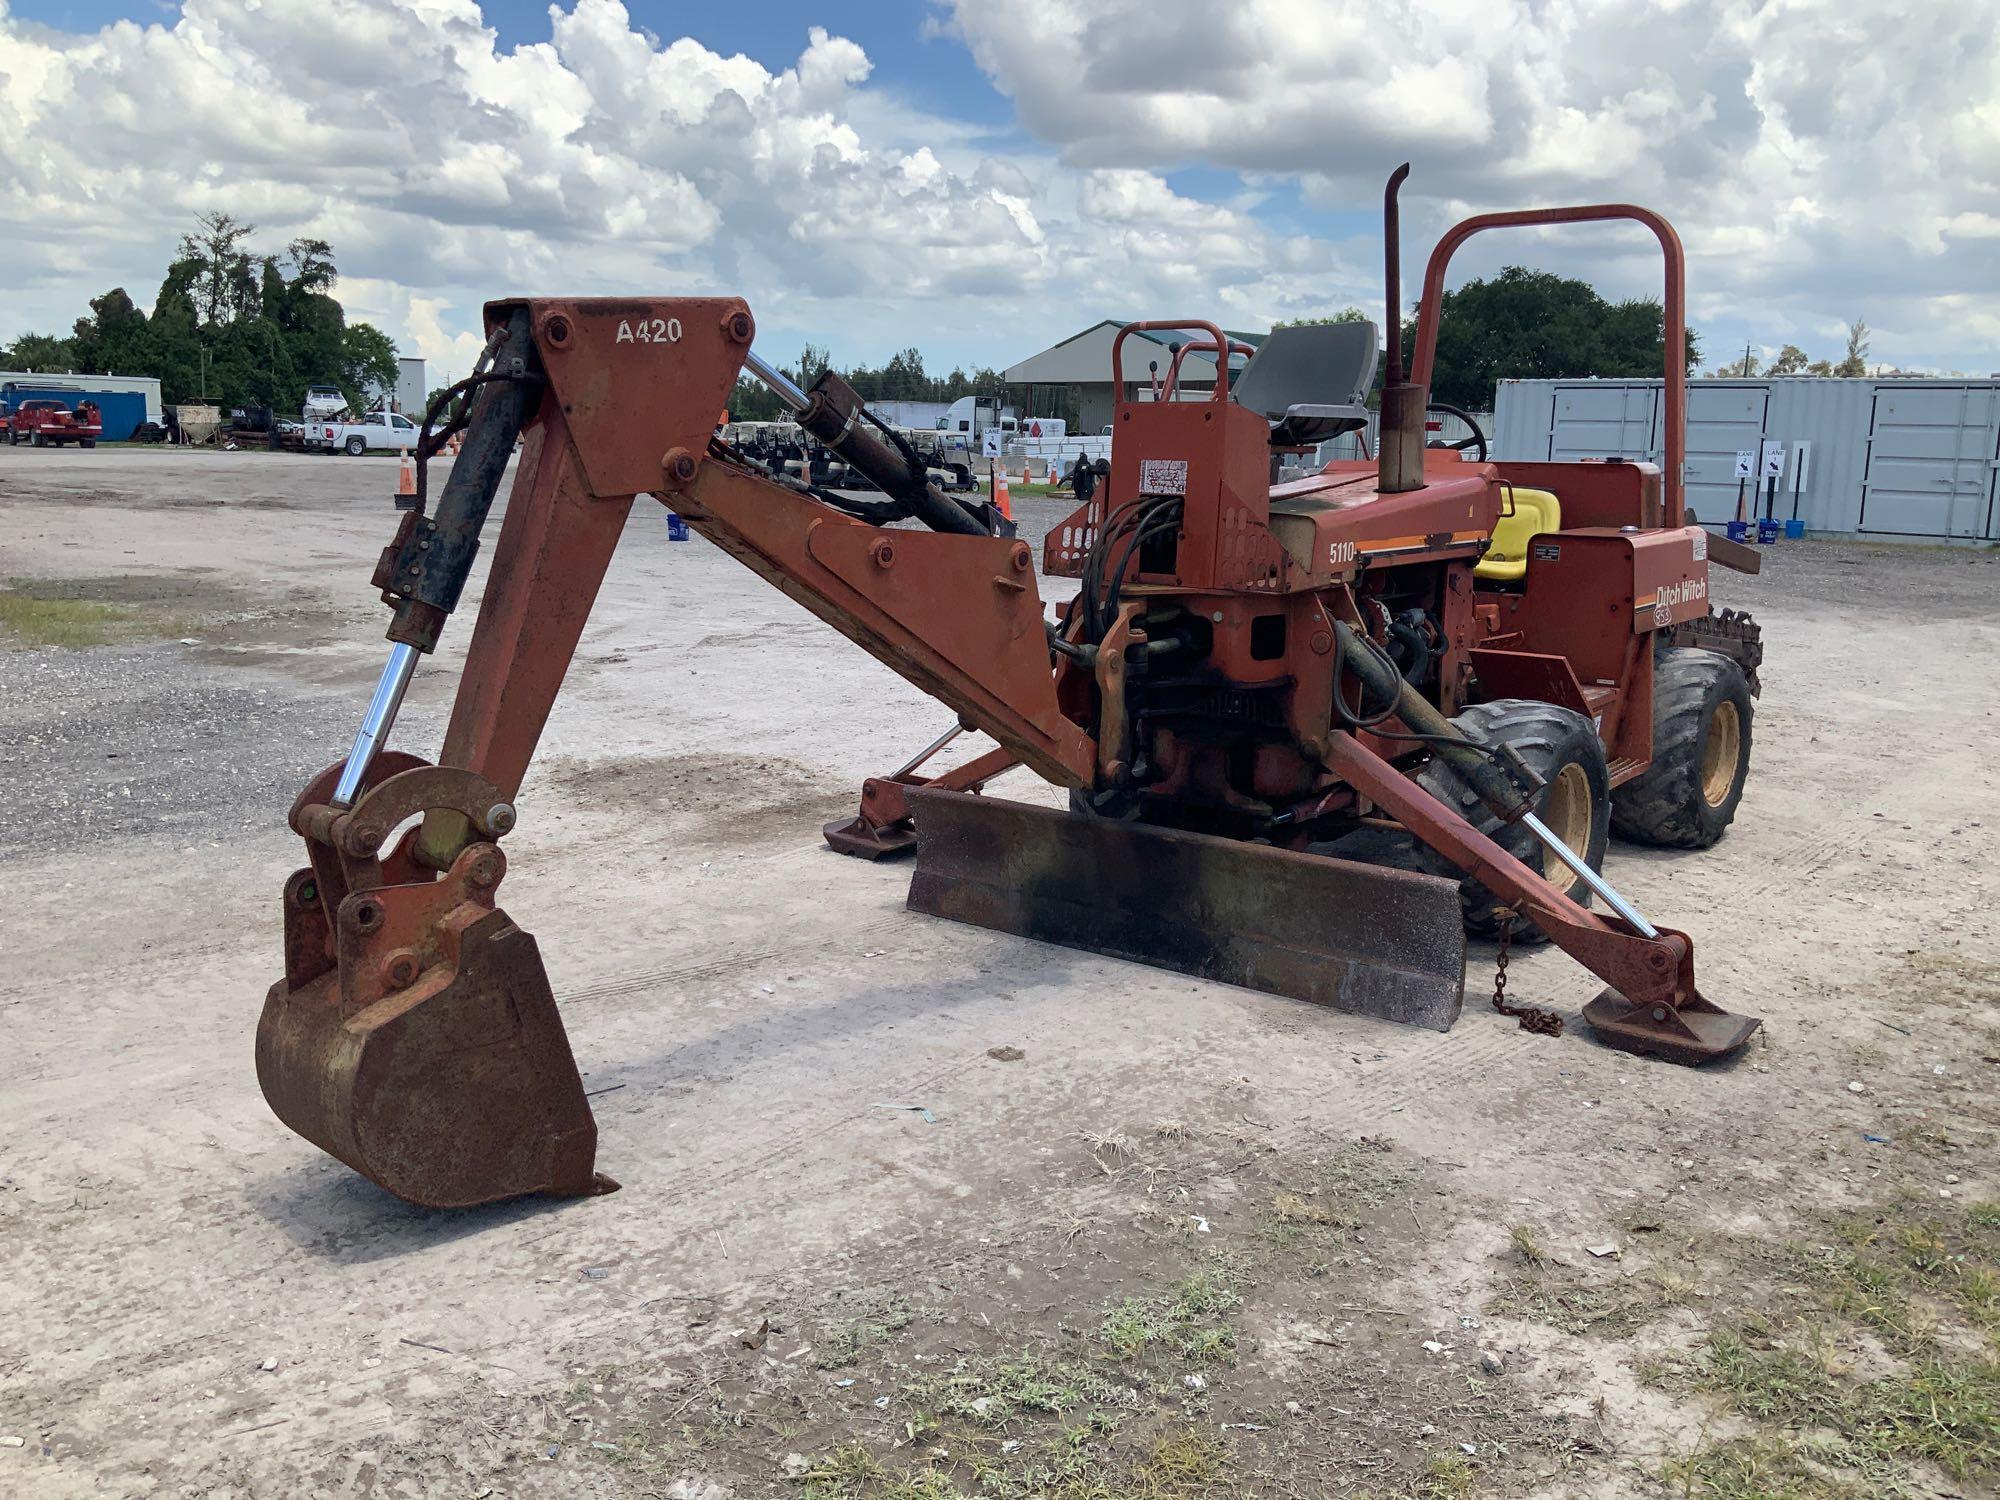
left=6, top=399, right=101, bottom=448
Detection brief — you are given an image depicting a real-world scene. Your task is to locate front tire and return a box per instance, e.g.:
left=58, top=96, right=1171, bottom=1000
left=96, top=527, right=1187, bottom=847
left=1414, top=700, right=1613, bottom=941
left=1612, top=649, right=1753, bottom=849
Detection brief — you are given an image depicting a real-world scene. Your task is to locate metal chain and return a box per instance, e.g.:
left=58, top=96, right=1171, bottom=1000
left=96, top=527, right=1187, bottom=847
left=1491, top=912, right=1564, bottom=1037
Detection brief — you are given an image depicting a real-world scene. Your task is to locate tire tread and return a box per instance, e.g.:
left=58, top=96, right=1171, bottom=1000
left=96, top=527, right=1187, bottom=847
left=1611, top=649, right=1752, bottom=849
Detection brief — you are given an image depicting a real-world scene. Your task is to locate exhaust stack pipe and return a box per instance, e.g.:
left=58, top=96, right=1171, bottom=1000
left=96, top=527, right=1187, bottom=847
left=1377, top=164, right=1426, bottom=494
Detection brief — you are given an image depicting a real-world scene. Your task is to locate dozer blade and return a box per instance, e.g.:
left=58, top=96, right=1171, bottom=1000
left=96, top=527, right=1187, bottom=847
left=256, top=852, right=611, bottom=1209
left=905, top=789, right=1467, bottom=1031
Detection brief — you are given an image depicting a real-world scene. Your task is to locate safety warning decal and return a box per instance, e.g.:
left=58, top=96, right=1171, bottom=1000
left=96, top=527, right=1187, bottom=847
left=1138, top=459, right=1189, bottom=496
left=1688, top=526, right=1708, bottom=561
left=1532, top=542, right=1561, bottom=562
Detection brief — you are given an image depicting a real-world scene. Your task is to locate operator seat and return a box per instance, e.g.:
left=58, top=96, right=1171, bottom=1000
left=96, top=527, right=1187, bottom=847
left=1473, top=486, right=1562, bottom=582
left=1230, top=321, right=1379, bottom=447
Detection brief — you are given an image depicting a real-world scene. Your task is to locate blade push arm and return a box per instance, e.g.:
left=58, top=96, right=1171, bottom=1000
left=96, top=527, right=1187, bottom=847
left=1327, top=622, right=1758, bottom=1062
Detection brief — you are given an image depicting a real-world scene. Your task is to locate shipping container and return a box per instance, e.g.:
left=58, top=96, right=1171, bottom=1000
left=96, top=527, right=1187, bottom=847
left=0, top=371, right=162, bottom=434
left=0, top=383, right=150, bottom=441
left=1492, top=377, right=2000, bottom=542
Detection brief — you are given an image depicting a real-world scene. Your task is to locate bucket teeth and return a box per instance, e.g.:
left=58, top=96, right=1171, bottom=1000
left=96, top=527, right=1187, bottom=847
left=905, top=789, right=1467, bottom=1032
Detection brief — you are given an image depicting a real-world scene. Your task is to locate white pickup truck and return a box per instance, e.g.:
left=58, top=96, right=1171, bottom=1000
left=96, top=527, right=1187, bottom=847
left=307, top=408, right=420, bottom=455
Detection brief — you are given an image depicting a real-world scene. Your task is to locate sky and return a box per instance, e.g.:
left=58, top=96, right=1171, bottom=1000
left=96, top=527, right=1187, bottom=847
left=1, top=0, right=1996, bottom=384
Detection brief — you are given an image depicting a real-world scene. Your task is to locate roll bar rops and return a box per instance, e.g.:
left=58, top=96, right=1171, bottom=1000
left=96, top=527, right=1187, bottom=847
left=1408, top=204, right=1689, bottom=528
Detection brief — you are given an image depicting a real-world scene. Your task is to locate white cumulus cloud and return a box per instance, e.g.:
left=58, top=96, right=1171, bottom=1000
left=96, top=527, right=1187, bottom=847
left=0, top=0, right=1994, bottom=376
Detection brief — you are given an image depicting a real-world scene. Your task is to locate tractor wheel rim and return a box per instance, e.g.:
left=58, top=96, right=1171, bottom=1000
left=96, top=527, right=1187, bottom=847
left=1702, top=700, right=1741, bottom=808
left=1542, top=762, right=1592, bottom=895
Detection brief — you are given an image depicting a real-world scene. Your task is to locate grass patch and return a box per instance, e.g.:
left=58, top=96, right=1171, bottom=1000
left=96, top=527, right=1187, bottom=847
left=1407, top=1451, right=1478, bottom=1499
left=813, top=1296, right=916, bottom=1369
left=1656, top=1198, right=2000, bottom=1489
left=1488, top=1226, right=1672, bottom=1337
left=1895, top=950, right=2000, bottom=1008
left=1508, top=1223, right=1549, bottom=1271
left=1488, top=1272, right=1661, bottom=1337
left=801, top=1419, right=1238, bottom=1500
left=0, top=591, right=133, bottom=648
left=1317, top=1137, right=1415, bottom=1206
left=1694, top=1321, right=2000, bottom=1479
left=0, top=578, right=189, bottom=648
left=1137, top=1427, right=1226, bottom=1489
left=917, top=1352, right=1129, bottom=1427
left=1658, top=1436, right=1857, bottom=1499
left=1100, top=1269, right=1241, bottom=1363
left=803, top=1440, right=884, bottom=1498
left=1252, top=1141, right=1415, bottom=1264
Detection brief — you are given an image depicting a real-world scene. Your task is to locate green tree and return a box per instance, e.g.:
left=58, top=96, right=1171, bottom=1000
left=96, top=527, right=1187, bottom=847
left=149, top=262, right=205, bottom=404
left=1834, top=318, right=1869, bottom=378
left=1767, top=344, right=1809, bottom=376
left=1277, top=307, right=1373, bottom=326
left=17, top=216, right=400, bottom=414
left=339, top=323, right=399, bottom=409
left=794, top=342, right=833, bottom=390
left=3, top=331, right=80, bottom=370
left=1408, top=266, right=1701, bottom=409
left=179, top=211, right=261, bottom=326
left=283, top=238, right=337, bottom=297
left=70, top=288, right=152, bottom=376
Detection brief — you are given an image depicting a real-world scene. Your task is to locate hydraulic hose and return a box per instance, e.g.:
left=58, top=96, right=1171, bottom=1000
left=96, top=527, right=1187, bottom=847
left=1332, top=620, right=1531, bottom=820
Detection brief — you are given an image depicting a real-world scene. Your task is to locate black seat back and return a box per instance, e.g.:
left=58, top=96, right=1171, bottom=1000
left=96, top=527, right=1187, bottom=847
left=1231, top=321, right=1379, bottom=446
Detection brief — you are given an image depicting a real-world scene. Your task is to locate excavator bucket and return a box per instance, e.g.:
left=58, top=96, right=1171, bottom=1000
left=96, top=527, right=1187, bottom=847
left=256, top=839, right=611, bottom=1209
left=906, top=789, right=1468, bottom=1031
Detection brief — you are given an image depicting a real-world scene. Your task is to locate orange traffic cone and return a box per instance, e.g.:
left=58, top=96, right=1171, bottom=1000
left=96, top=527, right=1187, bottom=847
left=994, top=467, right=1013, bottom=521
left=397, top=449, right=416, bottom=499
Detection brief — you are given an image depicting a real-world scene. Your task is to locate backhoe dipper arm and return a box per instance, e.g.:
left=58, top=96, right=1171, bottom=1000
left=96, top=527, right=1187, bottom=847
left=261, top=297, right=1097, bottom=1210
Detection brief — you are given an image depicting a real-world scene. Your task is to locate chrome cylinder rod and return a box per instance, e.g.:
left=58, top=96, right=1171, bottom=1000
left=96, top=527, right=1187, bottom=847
left=892, top=723, right=964, bottom=780
left=742, top=349, right=811, bottom=413
left=331, top=642, right=420, bottom=808
left=1520, top=810, right=1658, bottom=938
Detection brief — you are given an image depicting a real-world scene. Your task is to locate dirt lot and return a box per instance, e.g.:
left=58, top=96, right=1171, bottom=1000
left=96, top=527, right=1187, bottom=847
left=1, top=446, right=1996, bottom=1500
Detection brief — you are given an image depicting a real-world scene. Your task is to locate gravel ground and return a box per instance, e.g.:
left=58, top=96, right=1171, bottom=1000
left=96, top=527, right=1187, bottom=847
left=1, top=444, right=1996, bottom=1499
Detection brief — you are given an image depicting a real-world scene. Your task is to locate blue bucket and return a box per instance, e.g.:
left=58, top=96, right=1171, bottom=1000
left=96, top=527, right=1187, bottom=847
left=1725, top=520, right=1750, bottom=544
left=1757, top=517, right=1782, bottom=544
left=1784, top=518, right=1805, bottom=539
left=666, top=512, right=690, bottom=542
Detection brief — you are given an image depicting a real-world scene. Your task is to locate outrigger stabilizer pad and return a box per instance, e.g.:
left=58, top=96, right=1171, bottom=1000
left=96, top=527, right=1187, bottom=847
left=1581, top=987, right=1761, bottom=1066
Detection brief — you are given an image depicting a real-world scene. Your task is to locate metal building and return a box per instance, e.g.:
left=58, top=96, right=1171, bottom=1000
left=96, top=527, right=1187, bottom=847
left=1492, top=378, right=2000, bottom=542
left=394, top=357, right=426, bottom=415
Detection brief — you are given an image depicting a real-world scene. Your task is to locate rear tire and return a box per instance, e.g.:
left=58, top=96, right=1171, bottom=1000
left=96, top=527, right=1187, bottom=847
left=1415, top=700, right=1612, bottom=941
left=345, top=436, right=366, bottom=456
left=1612, top=648, right=1753, bottom=849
